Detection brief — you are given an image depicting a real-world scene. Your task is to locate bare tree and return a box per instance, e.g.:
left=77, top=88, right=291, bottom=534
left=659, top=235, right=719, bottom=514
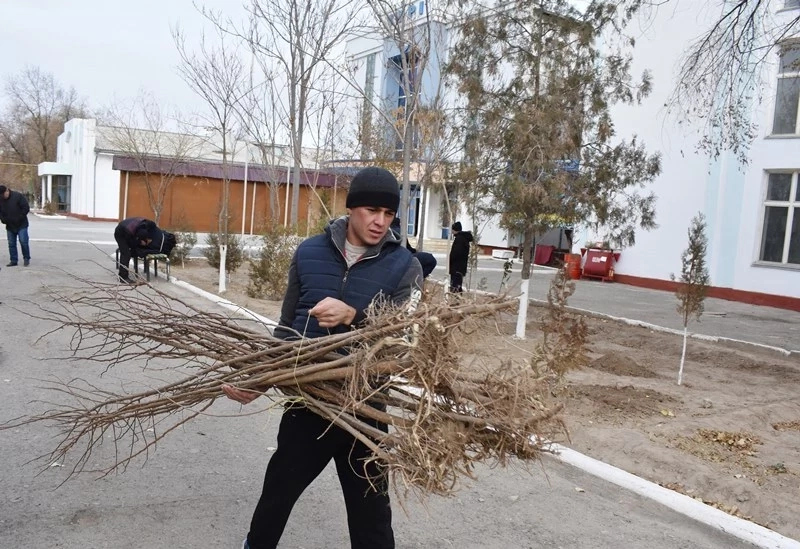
left=303, top=71, right=351, bottom=232
left=174, top=27, right=246, bottom=292
left=664, top=0, right=800, bottom=163
left=362, top=1, right=442, bottom=244
left=0, top=67, right=88, bottom=196
left=317, top=2, right=452, bottom=247
left=236, top=67, right=288, bottom=228
left=201, top=0, right=360, bottom=229
left=103, top=92, right=202, bottom=224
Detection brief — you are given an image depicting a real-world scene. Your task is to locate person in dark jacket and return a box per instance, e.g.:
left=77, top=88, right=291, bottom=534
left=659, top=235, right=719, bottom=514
left=0, top=185, right=31, bottom=267
left=390, top=216, right=437, bottom=278
left=448, top=221, right=474, bottom=292
left=114, top=217, right=176, bottom=282
left=223, top=166, right=423, bottom=549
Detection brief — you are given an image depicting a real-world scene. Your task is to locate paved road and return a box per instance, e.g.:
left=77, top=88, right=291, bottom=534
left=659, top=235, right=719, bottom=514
left=0, top=221, right=770, bottom=548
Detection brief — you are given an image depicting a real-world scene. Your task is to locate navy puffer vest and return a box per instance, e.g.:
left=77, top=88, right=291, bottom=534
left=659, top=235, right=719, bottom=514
left=291, top=233, right=413, bottom=340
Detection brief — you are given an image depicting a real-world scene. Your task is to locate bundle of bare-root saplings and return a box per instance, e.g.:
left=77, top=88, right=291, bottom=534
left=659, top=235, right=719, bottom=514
left=9, top=280, right=568, bottom=498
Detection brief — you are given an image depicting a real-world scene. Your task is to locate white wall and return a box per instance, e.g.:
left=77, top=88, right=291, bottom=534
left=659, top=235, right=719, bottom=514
left=93, top=153, right=121, bottom=219
left=586, top=3, right=712, bottom=279
left=601, top=3, right=800, bottom=298
left=60, top=118, right=96, bottom=217
left=422, top=186, right=443, bottom=239
left=54, top=118, right=122, bottom=219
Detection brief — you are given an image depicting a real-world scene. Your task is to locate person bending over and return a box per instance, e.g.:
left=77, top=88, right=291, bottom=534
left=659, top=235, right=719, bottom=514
left=113, top=217, right=175, bottom=283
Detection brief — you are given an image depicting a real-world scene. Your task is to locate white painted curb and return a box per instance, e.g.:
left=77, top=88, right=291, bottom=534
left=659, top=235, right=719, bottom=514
left=169, top=277, right=277, bottom=331
left=169, top=277, right=800, bottom=548
left=551, top=444, right=800, bottom=549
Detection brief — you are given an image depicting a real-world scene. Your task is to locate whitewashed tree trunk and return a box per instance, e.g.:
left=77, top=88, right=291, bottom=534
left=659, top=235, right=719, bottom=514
left=678, top=325, right=688, bottom=385
left=218, top=244, right=227, bottom=293
left=515, top=277, right=531, bottom=339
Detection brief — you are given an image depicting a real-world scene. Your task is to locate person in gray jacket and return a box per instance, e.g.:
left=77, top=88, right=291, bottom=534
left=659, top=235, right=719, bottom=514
left=224, top=166, right=422, bottom=549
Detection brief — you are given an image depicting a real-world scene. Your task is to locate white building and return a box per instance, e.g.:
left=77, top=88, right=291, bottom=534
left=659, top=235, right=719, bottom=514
left=602, top=1, right=799, bottom=306
left=344, top=1, right=800, bottom=308
left=39, top=118, right=323, bottom=220
left=38, top=118, right=120, bottom=219
left=345, top=1, right=463, bottom=242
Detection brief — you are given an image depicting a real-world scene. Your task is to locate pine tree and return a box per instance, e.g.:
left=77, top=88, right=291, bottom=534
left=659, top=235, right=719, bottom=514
left=673, top=212, right=710, bottom=385
left=446, top=0, right=661, bottom=338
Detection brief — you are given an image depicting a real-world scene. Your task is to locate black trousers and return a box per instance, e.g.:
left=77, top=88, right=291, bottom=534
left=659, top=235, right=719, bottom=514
left=246, top=406, right=394, bottom=549
left=450, top=271, right=464, bottom=292
left=114, top=227, right=133, bottom=281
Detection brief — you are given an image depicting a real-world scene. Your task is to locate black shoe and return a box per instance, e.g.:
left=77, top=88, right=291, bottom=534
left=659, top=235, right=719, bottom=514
left=23, top=259, right=30, bottom=267
left=6, top=262, right=17, bottom=267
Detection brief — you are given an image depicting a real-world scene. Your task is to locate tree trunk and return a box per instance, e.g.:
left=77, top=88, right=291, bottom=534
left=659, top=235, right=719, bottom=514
left=515, top=276, right=530, bottom=340
left=218, top=132, right=231, bottom=293
left=678, top=324, right=688, bottom=385
left=417, top=176, right=428, bottom=252
left=515, top=229, right=535, bottom=339
left=291, top=164, right=300, bottom=229
left=400, top=123, right=413, bottom=246
left=218, top=245, right=227, bottom=293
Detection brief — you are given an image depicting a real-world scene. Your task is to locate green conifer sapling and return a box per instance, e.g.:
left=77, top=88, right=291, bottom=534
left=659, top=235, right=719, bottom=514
left=672, top=213, right=710, bottom=385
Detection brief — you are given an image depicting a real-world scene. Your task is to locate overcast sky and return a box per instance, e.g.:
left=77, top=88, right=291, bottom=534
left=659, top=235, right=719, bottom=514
left=0, top=0, right=245, bottom=115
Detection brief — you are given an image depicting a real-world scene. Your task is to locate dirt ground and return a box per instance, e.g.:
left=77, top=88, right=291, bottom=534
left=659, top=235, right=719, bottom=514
left=170, top=259, right=800, bottom=541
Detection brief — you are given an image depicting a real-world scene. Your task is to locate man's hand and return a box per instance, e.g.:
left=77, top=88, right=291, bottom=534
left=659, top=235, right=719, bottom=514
left=309, top=297, right=356, bottom=328
left=222, top=384, right=261, bottom=404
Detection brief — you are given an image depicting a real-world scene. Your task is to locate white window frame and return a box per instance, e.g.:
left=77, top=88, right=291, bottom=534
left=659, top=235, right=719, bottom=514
left=772, top=43, right=800, bottom=135
left=758, top=171, right=800, bottom=266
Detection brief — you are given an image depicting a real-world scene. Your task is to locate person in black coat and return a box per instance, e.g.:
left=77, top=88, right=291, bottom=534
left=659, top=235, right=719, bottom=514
left=390, top=217, right=437, bottom=278
left=0, top=185, right=31, bottom=267
left=114, top=217, right=175, bottom=282
left=448, top=221, right=474, bottom=292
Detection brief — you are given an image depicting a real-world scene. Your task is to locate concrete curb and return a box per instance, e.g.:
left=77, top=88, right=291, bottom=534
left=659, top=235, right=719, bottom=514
left=551, top=444, right=800, bottom=549
left=169, top=277, right=800, bottom=548
left=168, top=276, right=277, bottom=331
left=32, top=212, right=68, bottom=219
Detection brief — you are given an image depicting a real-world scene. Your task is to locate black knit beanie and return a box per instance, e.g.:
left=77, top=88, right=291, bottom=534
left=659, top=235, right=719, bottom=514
left=346, top=167, right=400, bottom=212
left=451, top=221, right=462, bottom=232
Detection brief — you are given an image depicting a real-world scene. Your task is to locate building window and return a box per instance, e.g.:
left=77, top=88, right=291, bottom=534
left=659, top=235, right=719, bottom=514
left=759, top=172, right=800, bottom=265
left=772, top=43, right=800, bottom=134
left=54, top=175, right=71, bottom=213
